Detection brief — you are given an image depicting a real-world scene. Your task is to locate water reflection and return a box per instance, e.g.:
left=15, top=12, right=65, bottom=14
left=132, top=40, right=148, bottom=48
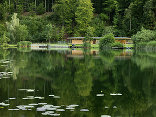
left=0, top=48, right=156, bottom=117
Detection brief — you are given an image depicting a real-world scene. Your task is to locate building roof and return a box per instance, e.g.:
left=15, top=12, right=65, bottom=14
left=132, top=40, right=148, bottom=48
left=67, top=37, right=131, bottom=40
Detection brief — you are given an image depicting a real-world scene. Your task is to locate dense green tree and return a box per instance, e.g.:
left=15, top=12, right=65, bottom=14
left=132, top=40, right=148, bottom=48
left=0, top=0, right=156, bottom=41
left=43, top=24, right=60, bottom=43
left=92, top=0, right=118, bottom=24
left=6, top=13, right=28, bottom=43
left=53, top=0, right=93, bottom=36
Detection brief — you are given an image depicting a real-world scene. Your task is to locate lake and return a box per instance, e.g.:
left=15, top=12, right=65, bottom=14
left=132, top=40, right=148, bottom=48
left=0, top=48, right=156, bottom=117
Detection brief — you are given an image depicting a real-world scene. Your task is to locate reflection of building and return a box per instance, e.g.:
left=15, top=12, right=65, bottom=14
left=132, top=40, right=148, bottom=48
left=67, top=37, right=132, bottom=44
left=67, top=49, right=133, bottom=60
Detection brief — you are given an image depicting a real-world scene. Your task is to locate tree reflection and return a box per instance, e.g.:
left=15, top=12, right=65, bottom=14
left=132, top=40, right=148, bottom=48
left=0, top=49, right=156, bottom=117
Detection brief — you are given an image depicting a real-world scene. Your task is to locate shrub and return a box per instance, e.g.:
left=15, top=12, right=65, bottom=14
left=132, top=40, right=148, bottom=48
left=132, top=28, right=156, bottom=44
left=99, top=33, right=115, bottom=49
left=17, top=41, right=32, bottom=47
left=111, top=42, right=123, bottom=48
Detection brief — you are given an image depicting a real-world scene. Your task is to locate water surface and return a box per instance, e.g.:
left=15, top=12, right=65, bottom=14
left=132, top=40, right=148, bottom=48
left=0, top=49, right=155, bottom=117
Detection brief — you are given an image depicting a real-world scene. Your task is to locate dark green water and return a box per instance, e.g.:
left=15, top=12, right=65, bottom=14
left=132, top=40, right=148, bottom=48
left=0, top=49, right=156, bottom=117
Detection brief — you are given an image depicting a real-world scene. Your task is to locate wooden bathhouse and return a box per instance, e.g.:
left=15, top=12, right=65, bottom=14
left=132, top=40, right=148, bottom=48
left=67, top=37, right=132, bottom=44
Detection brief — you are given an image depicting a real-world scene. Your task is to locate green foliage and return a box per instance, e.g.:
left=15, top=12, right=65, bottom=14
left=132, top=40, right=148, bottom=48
left=43, top=24, right=54, bottom=43
left=135, top=41, right=156, bottom=49
left=92, top=0, right=118, bottom=24
left=0, top=24, right=6, bottom=37
left=83, top=36, right=91, bottom=48
left=16, top=4, right=24, bottom=14
left=99, top=33, right=115, bottom=49
left=36, top=3, right=45, bottom=15
left=15, top=25, right=28, bottom=42
left=28, top=3, right=36, bottom=13
left=53, top=0, right=94, bottom=36
left=20, top=17, right=47, bottom=42
left=6, top=13, right=28, bottom=43
left=83, top=26, right=94, bottom=48
left=91, top=15, right=115, bottom=37
left=0, top=0, right=156, bottom=43
left=132, top=28, right=156, bottom=44
left=17, top=41, right=32, bottom=47
left=143, top=0, right=156, bottom=29
left=59, top=26, right=65, bottom=40
left=0, top=32, right=10, bottom=47
left=42, top=24, right=60, bottom=43
left=91, top=15, right=106, bottom=37
left=0, top=1, right=10, bottom=21
left=111, top=42, right=123, bottom=48
left=75, top=0, right=94, bottom=35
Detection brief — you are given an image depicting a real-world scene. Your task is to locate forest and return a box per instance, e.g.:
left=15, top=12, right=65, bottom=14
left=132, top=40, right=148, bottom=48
left=0, top=0, right=156, bottom=46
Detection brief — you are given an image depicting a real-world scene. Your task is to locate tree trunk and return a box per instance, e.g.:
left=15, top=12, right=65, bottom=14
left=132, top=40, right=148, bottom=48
left=45, top=0, right=46, bottom=12
left=130, top=18, right=132, bottom=31
left=35, top=0, right=36, bottom=10
left=52, top=0, right=53, bottom=12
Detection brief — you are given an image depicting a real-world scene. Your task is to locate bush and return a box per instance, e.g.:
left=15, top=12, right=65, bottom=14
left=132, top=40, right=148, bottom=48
left=111, top=42, right=123, bottom=48
left=132, top=28, right=156, bottom=44
left=99, top=33, right=115, bottom=49
left=17, top=41, right=32, bottom=47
